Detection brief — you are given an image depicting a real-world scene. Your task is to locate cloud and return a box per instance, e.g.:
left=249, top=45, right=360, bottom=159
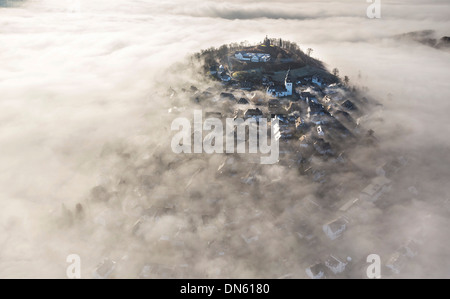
left=0, top=0, right=449, bottom=278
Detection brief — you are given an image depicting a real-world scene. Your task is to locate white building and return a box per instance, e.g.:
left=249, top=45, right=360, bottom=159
left=323, top=217, right=348, bottom=240
left=324, top=255, right=348, bottom=274
left=359, top=176, right=392, bottom=202
left=234, top=51, right=271, bottom=62
left=305, top=262, right=326, bottom=279
left=385, top=252, right=407, bottom=275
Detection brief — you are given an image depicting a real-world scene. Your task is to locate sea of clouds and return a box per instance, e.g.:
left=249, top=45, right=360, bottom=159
left=0, top=0, right=449, bottom=278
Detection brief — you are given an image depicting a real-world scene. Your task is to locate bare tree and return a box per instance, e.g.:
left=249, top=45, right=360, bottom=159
left=306, top=48, right=313, bottom=57
left=344, top=76, right=349, bottom=85
left=332, top=68, right=340, bottom=77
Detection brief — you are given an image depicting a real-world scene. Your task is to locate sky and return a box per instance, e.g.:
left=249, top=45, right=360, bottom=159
left=0, top=0, right=449, bottom=278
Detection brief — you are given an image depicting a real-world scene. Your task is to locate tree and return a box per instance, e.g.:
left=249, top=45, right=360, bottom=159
left=344, top=76, right=349, bottom=85
left=306, top=48, right=313, bottom=57
left=279, top=38, right=283, bottom=47
left=264, top=35, right=270, bottom=47
left=332, top=68, right=340, bottom=77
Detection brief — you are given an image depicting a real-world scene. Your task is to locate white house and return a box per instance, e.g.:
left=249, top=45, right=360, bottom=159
left=234, top=51, right=271, bottom=62
left=234, top=51, right=252, bottom=61
left=359, top=176, right=392, bottom=202
left=385, top=251, right=407, bottom=275
left=401, top=239, right=419, bottom=258
left=305, top=262, right=326, bottom=279
left=324, top=255, right=348, bottom=274
left=93, top=258, right=116, bottom=279
left=323, top=217, right=348, bottom=240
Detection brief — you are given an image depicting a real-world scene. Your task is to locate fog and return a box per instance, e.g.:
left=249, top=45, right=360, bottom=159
left=0, top=0, right=449, bottom=278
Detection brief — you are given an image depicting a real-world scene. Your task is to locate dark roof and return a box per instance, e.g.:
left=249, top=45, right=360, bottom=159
left=245, top=108, right=263, bottom=116
left=268, top=85, right=287, bottom=92
left=268, top=99, right=281, bottom=107
left=342, top=100, right=357, bottom=111
left=308, top=101, right=325, bottom=114
left=220, top=92, right=235, bottom=100
left=238, top=98, right=249, bottom=104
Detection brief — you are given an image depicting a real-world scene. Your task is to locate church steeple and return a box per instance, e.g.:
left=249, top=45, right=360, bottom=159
left=285, top=69, right=293, bottom=96
left=285, top=68, right=292, bottom=83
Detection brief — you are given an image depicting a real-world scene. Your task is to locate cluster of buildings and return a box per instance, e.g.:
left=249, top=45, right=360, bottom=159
left=234, top=51, right=271, bottom=63
left=157, top=51, right=424, bottom=278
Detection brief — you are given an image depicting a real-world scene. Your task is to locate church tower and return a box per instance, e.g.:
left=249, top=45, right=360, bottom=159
left=285, top=69, right=293, bottom=96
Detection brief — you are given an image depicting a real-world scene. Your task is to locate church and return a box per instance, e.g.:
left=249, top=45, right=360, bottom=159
left=266, top=69, right=293, bottom=97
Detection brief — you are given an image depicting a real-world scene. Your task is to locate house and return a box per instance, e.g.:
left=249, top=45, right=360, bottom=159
left=300, top=92, right=314, bottom=101
left=312, top=76, right=323, bottom=87
left=305, top=262, right=326, bottom=279
left=324, top=255, right=348, bottom=274
left=341, top=100, right=357, bottom=111
left=234, top=51, right=252, bottom=61
left=286, top=110, right=300, bottom=121
left=268, top=99, right=281, bottom=110
left=234, top=51, right=271, bottom=62
left=359, top=176, right=392, bottom=202
left=317, top=125, right=324, bottom=136
left=244, top=108, right=263, bottom=120
left=376, top=157, right=407, bottom=178
left=399, top=239, right=419, bottom=258
left=333, top=110, right=356, bottom=128
left=339, top=198, right=360, bottom=212
left=294, top=221, right=315, bottom=241
left=267, top=85, right=289, bottom=97
left=220, top=73, right=231, bottom=82
left=237, top=98, right=249, bottom=105
left=307, top=100, right=325, bottom=116
left=386, top=239, right=419, bottom=275
left=313, top=138, right=334, bottom=156
left=266, top=70, right=293, bottom=97
left=299, top=135, right=312, bottom=148
left=295, top=117, right=304, bottom=130
left=139, top=263, right=177, bottom=279
left=385, top=251, right=407, bottom=275
left=323, top=217, right=349, bottom=240
left=93, top=258, right=116, bottom=279
left=220, top=92, right=235, bottom=101
left=240, top=81, right=253, bottom=90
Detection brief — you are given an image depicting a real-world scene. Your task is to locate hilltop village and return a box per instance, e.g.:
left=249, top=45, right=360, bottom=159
left=161, top=37, right=420, bottom=278
left=74, top=38, right=423, bottom=279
